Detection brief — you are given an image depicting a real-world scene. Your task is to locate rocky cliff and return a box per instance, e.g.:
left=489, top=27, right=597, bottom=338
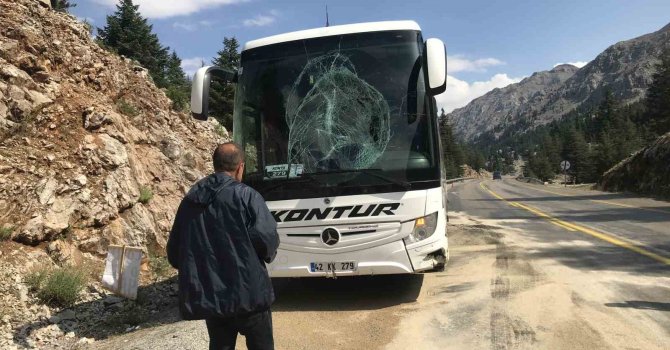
left=1, top=0, right=230, bottom=346
left=1, top=0, right=228, bottom=255
left=449, top=23, right=670, bottom=142
left=449, top=64, right=578, bottom=141
left=599, top=132, right=670, bottom=198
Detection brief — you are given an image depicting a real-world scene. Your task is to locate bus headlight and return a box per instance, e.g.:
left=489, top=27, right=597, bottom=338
left=404, top=212, right=438, bottom=245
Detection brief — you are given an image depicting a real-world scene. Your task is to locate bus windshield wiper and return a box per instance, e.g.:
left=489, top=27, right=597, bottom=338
left=310, top=168, right=412, bottom=189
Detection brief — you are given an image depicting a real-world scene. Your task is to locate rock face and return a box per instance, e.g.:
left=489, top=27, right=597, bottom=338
left=449, top=64, right=578, bottom=141
left=599, top=132, right=670, bottom=198
left=0, top=0, right=228, bottom=254
left=449, top=23, right=670, bottom=142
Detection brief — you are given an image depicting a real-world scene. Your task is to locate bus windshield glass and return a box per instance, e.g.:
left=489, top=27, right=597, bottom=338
left=233, top=30, right=440, bottom=200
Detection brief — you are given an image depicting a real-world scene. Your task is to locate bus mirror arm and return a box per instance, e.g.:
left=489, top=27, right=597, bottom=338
left=190, top=66, right=237, bottom=121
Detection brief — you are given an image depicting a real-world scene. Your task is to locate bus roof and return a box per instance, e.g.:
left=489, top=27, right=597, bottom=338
left=242, top=20, right=421, bottom=52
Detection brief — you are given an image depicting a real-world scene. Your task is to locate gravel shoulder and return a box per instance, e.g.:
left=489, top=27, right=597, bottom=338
left=90, top=209, right=669, bottom=350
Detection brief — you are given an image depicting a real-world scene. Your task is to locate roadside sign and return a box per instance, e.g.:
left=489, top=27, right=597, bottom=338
left=560, top=160, right=571, bottom=171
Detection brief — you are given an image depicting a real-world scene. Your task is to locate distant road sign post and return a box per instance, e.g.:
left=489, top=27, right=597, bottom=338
left=560, top=160, right=571, bottom=187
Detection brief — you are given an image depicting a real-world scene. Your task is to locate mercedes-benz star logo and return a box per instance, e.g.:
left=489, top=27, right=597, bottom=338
left=321, top=228, right=340, bottom=246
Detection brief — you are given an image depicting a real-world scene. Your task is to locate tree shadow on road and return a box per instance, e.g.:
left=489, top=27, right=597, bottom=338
left=473, top=197, right=670, bottom=223
left=605, top=301, right=670, bottom=311
left=523, top=243, right=670, bottom=276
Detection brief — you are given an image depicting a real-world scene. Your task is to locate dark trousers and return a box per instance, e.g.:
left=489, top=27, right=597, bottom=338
left=205, top=310, right=274, bottom=350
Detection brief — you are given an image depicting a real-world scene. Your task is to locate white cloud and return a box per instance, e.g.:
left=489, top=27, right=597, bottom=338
left=93, top=0, right=247, bottom=19
left=173, top=20, right=215, bottom=31
left=448, top=55, right=505, bottom=73
left=553, top=61, right=589, bottom=68
left=181, top=57, right=207, bottom=76
left=173, top=22, right=197, bottom=31
left=243, top=13, right=276, bottom=27
left=436, top=73, right=524, bottom=113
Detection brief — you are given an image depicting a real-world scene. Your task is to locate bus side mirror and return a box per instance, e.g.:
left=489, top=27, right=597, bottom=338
left=425, top=38, right=447, bottom=96
left=190, top=66, right=236, bottom=120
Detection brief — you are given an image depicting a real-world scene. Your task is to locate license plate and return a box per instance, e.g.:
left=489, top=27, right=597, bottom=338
left=310, top=261, right=357, bottom=272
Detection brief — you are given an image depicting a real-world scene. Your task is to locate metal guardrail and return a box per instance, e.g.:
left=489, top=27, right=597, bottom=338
left=444, top=177, right=474, bottom=184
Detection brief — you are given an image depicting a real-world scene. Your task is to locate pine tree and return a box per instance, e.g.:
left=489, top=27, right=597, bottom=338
left=51, top=0, right=76, bottom=12
left=165, top=51, right=190, bottom=111
left=595, top=90, right=618, bottom=135
left=210, top=37, right=241, bottom=129
left=97, top=0, right=170, bottom=88
left=645, top=49, right=670, bottom=135
left=438, top=109, right=466, bottom=178
left=565, top=128, right=595, bottom=183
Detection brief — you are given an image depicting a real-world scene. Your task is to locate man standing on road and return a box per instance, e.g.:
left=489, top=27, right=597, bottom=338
left=167, top=142, right=280, bottom=350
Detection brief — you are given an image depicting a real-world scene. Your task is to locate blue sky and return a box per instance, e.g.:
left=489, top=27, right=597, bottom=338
left=74, top=0, right=670, bottom=112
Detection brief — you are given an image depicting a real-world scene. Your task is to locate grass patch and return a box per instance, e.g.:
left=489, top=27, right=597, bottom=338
left=0, top=226, right=13, bottom=240
left=149, top=255, right=173, bottom=282
left=25, top=268, right=50, bottom=292
left=26, top=266, right=88, bottom=307
left=138, top=186, right=153, bottom=204
left=117, top=99, right=140, bottom=117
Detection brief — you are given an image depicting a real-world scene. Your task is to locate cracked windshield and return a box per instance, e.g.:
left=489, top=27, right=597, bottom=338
left=233, top=30, right=438, bottom=195
left=1, top=0, right=669, bottom=349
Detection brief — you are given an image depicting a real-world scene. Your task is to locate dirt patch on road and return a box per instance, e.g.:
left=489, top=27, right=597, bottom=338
left=450, top=224, right=503, bottom=246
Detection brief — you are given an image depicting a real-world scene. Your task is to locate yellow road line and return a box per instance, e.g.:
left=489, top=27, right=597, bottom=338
left=480, top=182, right=670, bottom=265
left=515, top=182, right=670, bottom=215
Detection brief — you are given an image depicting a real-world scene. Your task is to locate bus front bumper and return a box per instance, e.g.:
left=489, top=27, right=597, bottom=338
left=267, top=236, right=447, bottom=278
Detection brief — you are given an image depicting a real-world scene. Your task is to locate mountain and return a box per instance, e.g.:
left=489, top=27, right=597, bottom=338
left=449, top=64, right=578, bottom=141
left=449, top=23, right=670, bottom=142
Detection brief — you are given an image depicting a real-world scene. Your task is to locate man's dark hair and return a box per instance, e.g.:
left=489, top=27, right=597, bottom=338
left=213, top=142, right=245, bottom=172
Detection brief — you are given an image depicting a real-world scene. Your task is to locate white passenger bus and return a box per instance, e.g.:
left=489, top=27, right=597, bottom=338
left=190, top=21, right=449, bottom=278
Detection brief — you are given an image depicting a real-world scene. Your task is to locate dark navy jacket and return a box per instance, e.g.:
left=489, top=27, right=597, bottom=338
left=167, top=173, right=280, bottom=320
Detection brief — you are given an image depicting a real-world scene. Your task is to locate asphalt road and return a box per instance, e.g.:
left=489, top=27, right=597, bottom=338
left=449, top=178, right=670, bottom=273
left=90, top=178, right=670, bottom=350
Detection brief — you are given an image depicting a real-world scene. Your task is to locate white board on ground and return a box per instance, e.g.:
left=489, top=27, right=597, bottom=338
left=102, top=245, right=143, bottom=300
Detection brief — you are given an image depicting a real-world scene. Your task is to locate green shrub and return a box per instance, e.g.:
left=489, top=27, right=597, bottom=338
left=117, top=99, right=140, bottom=117
left=138, top=186, right=153, bottom=204
left=149, top=255, right=173, bottom=282
left=27, top=266, right=88, bottom=307
left=25, top=268, right=50, bottom=291
left=0, top=226, right=13, bottom=241
left=166, top=85, right=190, bottom=112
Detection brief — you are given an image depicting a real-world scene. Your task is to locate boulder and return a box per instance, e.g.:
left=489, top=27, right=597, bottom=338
left=16, top=215, right=44, bottom=245
left=47, top=240, right=79, bottom=264
left=159, top=138, right=181, bottom=161
left=98, top=134, right=128, bottom=169
left=83, top=108, right=111, bottom=130
left=104, top=166, right=139, bottom=211
left=43, top=196, right=77, bottom=236
left=124, top=203, right=160, bottom=248
left=37, top=177, right=58, bottom=205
